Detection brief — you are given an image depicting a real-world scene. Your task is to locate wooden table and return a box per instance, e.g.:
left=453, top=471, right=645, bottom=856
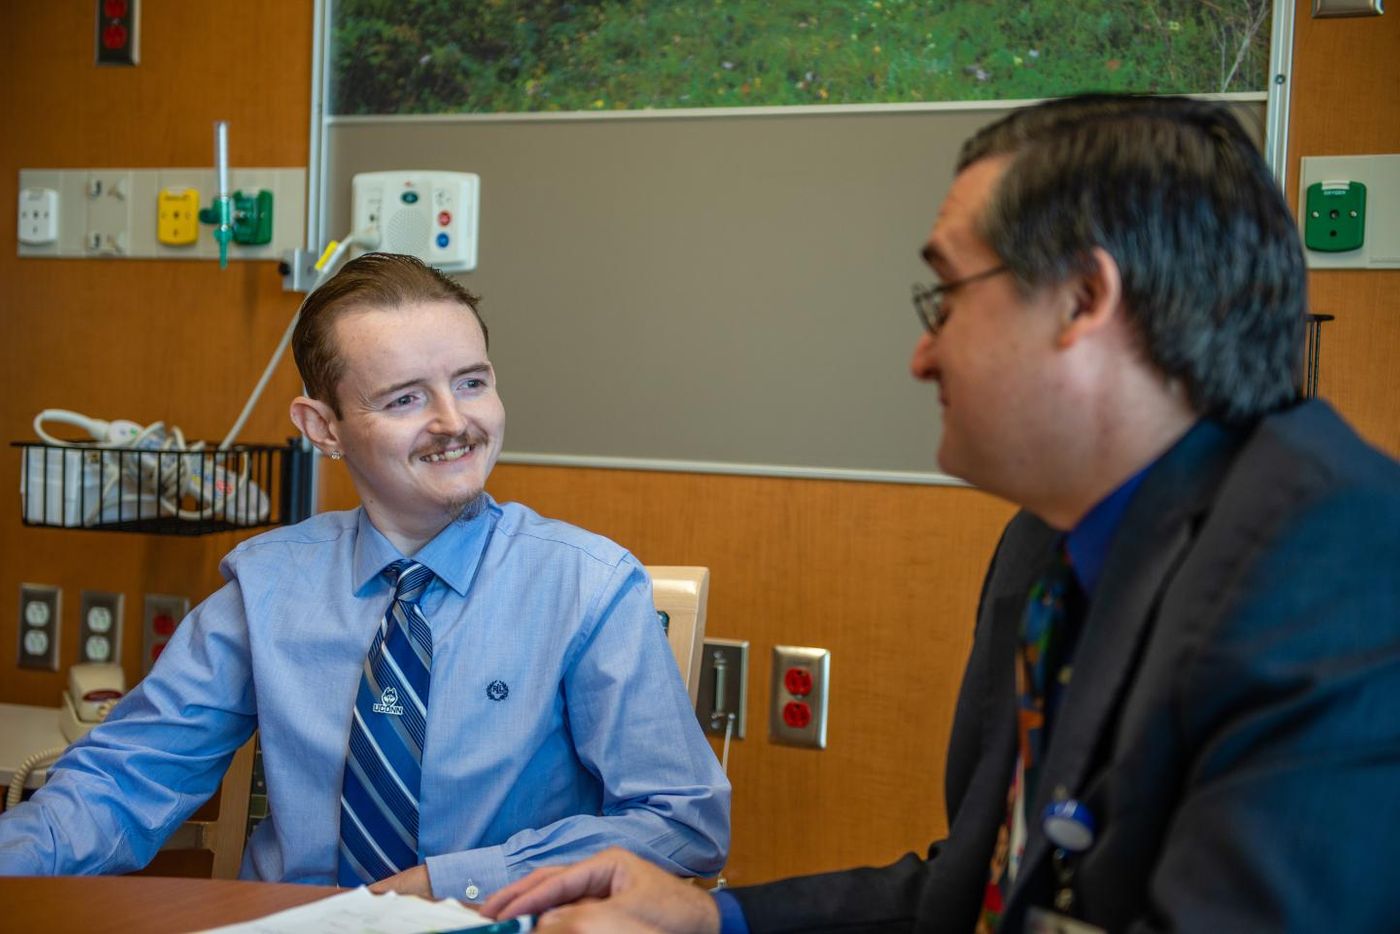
left=1, top=875, right=339, bottom=932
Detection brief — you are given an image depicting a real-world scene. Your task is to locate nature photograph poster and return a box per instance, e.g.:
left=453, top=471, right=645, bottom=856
left=331, top=0, right=1273, bottom=115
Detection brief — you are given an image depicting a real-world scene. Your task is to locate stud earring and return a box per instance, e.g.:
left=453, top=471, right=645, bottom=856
left=328, top=450, right=343, bottom=461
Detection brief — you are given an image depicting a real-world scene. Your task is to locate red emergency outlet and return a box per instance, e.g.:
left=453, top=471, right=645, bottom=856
left=96, top=0, right=139, bottom=66
left=102, top=23, right=128, bottom=49
left=771, top=645, right=829, bottom=749
left=782, top=701, right=811, bottom=729
left=783, top=666, right=813, bottom=697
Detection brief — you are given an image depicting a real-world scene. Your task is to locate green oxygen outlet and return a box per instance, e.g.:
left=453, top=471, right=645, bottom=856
left=198, top=189, right=274, bottom=246
left=231, top=189, right=274, bottom=245
left=1304, top=180, right=1366, bottom=252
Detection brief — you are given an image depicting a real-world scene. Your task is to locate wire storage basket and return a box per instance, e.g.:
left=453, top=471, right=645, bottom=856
left=14, top=440, right=313, bottom=535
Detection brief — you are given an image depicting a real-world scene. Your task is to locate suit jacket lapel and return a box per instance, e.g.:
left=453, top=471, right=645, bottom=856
left=1013, top=420, right=1244, bottom=891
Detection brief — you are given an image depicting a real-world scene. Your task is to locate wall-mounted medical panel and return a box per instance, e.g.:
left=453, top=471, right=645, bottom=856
left=15, top=167, right=305, bottom=261
left=1299, top=154, right=1400, bottom=270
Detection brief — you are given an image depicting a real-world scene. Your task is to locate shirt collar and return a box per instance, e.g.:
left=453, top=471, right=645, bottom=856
left=351, top=495, right=500, bottom=598
left=1064, top=463, right=1152, bottom=597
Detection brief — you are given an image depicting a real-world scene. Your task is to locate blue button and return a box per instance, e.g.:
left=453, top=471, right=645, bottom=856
left=401, top=190, right=419, bottom=204
left=1042, top=799, right=1095, bottom=852
left=436, top=232, right=450, bottom=248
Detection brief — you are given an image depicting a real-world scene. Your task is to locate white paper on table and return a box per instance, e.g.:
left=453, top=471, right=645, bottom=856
left=191, top=886, right=488, bottom=933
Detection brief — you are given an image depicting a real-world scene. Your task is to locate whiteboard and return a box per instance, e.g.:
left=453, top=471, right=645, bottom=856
left=325, top=100, right=1265, bottom=482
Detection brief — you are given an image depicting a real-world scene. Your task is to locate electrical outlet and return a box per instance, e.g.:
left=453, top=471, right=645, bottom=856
left=84, top=171, right=132, bottom=255
left=79, top=590, right=124, bottom=665
left=19, top=167, right=304, bottom=261
left=143, top=593, right=188, bottom=673
left=19, top=584, right=62, bottom=671
left=157, top=187, right=201, bottom=245
left=770, top=645, right=830, bottom=749
left=95, top=0, right=140, bottom=66
left=18, top=187, right=59, bottom=245
left=695, top=638, right=748, bottom=739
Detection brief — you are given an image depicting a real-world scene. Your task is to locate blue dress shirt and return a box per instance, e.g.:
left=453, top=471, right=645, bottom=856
left=0, top=497, right=730, bottom=900
left=1064, top=466, right=1151, bottom=598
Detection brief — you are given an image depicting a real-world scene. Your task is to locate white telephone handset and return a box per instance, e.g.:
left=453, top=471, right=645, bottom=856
left=351, top=170, right=480, bottom=272
left=5, top=664, right=128, bottom=811
left=60, top=662, right=127, bottom=743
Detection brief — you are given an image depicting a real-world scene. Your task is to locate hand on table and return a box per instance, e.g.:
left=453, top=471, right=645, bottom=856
left=481, top=847, right=720, bottom=934
left=367, top=863, right=432, bottom=897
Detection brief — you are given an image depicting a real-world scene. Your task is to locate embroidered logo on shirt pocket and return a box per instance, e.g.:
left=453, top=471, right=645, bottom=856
left=486, top=679, right=509, bottom=701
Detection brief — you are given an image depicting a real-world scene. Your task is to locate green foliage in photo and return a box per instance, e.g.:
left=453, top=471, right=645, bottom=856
left=331, top=0, right=1272, bottom=115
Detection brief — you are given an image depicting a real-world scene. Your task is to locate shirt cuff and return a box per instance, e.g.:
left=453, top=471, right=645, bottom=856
left=425, top=844, right=509, bottom=903
left=713, top=890, right=751, bottom=934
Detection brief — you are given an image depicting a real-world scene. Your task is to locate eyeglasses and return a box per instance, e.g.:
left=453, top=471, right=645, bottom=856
left=911, top=265, right=1010, bottom=336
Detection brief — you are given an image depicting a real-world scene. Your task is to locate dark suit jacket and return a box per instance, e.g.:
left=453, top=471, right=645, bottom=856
left=730, top=401, right=1400, bottom=932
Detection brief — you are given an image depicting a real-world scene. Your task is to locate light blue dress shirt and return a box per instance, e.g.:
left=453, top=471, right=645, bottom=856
left=0, top=497, right=730, bottom=900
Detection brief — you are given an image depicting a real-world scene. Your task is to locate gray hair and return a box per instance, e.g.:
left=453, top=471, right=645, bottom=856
left=959, top=94, right=1306, bottom=423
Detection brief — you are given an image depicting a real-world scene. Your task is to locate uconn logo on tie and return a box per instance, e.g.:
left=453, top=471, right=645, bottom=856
left=372, top=685, right=405, bottom=716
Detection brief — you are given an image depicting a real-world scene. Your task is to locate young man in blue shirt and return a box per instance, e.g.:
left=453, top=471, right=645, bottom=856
left=0, top=253, right=730, bottom=902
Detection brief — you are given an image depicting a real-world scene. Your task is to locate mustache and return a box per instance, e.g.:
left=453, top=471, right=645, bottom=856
left=412, top=432, right=487, bottom=460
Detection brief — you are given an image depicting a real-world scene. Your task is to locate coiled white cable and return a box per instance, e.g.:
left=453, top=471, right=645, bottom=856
left=3, top=697, right=119, bottom=811
left=5, top=747, right=64, bottom=811
left=31, top=412, right=262, bottom=526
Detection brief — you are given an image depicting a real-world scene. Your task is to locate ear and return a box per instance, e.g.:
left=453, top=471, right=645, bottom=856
left=289, top=395, right=341, bottom=455
left=1056, top=247, right=1124, bottom=350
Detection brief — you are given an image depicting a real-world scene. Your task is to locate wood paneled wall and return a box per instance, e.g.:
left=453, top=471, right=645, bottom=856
left=1287, top=2, right=1400, bottom=458
left=0, top=1, right=313, bottom=705
left=3, top=0, right=1395, bottom=891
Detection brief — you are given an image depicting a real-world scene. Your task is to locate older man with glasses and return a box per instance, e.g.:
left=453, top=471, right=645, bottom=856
left=483, top=94, right=1400, bottom=933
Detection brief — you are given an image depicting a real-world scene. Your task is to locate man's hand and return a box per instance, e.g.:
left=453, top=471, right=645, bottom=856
left=481, top=848, right=721, bottom=934
left=367, top=863, right=432, bottom=896
left=536, top=903, right=668, bottom=932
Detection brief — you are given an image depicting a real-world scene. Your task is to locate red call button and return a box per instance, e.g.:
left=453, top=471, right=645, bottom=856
left=783, top=667, right=813, bottom=697
left=438, top=211, right=452, bottom=226
left=782, top=701, right=811, bottom=729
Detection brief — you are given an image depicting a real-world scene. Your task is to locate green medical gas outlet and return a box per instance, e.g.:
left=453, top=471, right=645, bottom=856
left=1304, top=180, right=1366, bottom=253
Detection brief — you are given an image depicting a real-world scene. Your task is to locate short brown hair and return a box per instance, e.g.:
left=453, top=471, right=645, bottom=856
left=292, top=252, right=486, bottom=417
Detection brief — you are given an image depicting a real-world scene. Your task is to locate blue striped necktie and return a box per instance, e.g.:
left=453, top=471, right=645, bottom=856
left=338, top=559, right=435, bottom=885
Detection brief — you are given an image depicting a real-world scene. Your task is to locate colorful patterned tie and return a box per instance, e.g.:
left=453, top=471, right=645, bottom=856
left=337, top=559, right=435, bottom=885
left=978, top=543, right=1080, bottom=932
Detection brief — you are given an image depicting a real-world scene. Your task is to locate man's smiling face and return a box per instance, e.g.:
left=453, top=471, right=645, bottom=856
left=326, top=298, right=505, bottom=549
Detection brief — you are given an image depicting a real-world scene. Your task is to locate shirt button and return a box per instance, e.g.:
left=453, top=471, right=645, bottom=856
left=464, top=884, right=480, bottom=899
